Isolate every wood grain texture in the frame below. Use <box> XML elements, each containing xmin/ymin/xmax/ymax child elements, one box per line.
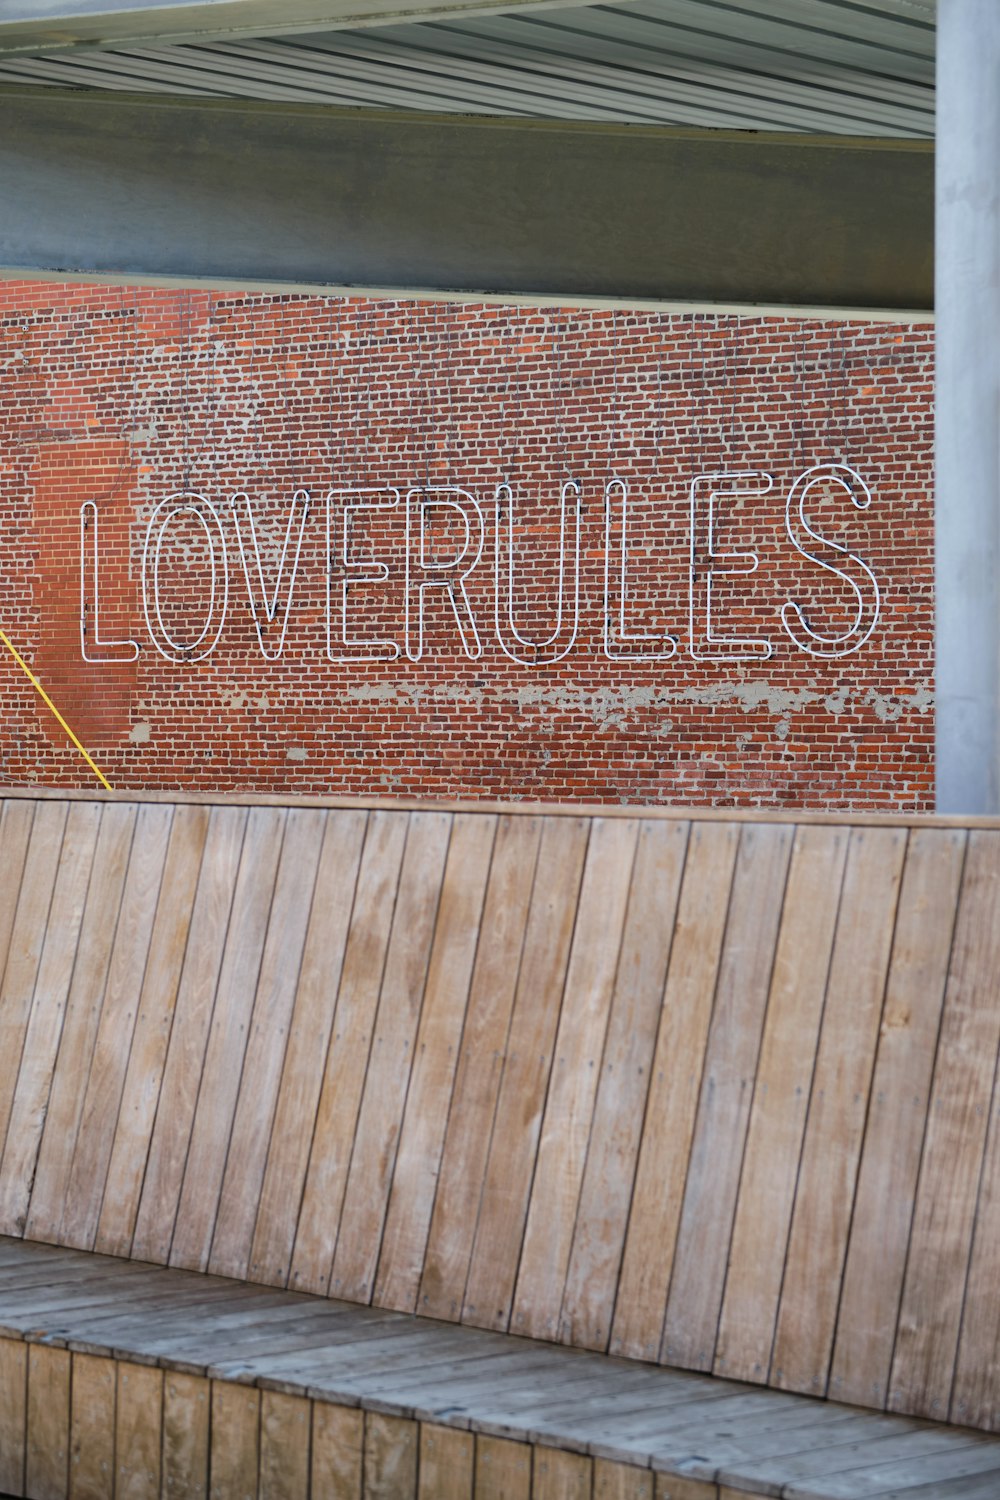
<box><xmin>714</xmin><ymin>825</ymin><xmax>849</xmax><ymax>1384</ymax></box>
<box><xmin>375</xmin><ymin>813</ymin><xmax>497</xmax><ymax>1313</ymax></box>
<box><xmin>209</xmin><ymin>808</ymin><xmax>327</xmax><ymax>1281</ymax></box>
<box><xmin>289</xmin><ymin>810</ymin><xmax>408</xmax><ymax>1296</ymax></box>
<box><xmin>890</xmin><ymin>830</ymin><xmax>1000</xmax><ymax>1422</ymax></box>
<box><xmin>311</xmin><ymin>1403</ymin><xmax>363</xmax><ymax>1498</ymax></box>
<box><xmin>95</xmin><ymin>803</ymin><xmax>211</xmax><ymax>1259</ymax></box>
<box><xmin>419</xmin><ymin>815</ymin><xmax>543</xmax><ymax>1321</ymax></box>
<box><xmin>610</xmin><ymin>821</ymin><xmax>740</xmax><ymax>1362</ymax></box>
<box><xmin>532</xmin><ymin>1445</ymin><xmax>592</xmax><ymax>1500</ymax></box>
<box><xmin>26</xmin><ymin>1343</ymin><xmax>70</xmax><ymax>1500</ymax></box>
<box><xmin>560</xmin><ymin>819</ymin><xmax>689</xmax><ymax>1352</ymax></box>
<box><xmin>462</xmin><ymin>816</ymin><xmax>590</xmax><ymax>1332</ymax></box>
<box><xmin>23</xmin><ymin>804</ymin><xmax>137</xmax><ymax>1246</ymax></box>
<box><xmin>250</xmin><ymin>808</ymin><xmax>368</xmax><ymax>1287</ymax></box>
<box><xmin>115</xmin><ymin>1362</ymin><xmax>162</xmax><ymax>1500</ymax></box>
<box><xmin>475</xmin><ymin>1436</ymin><xmax>533</xmax><ymax>1500</ymax></box>
<box><xmin>829</xmin><ymin>828</ymin><xmax>967</xmax><ymax>1411</ymax></box>
<box><xmin>162</xmin><ymin>1371</ymin><xmax>210</xmax><ymax>1500</ymax></box>
<box><xmin>364</xmin><ymin>1412</ymin><xmax>419</xmax><ymax>1499</ymax></box>
<box><xmin>69</xmin><ymin>1352</ymin><xmax>116</xmax><ymax>1500</ymax></box>
<box><xmin>132</xmin><ymin>806</ymin><xmax>248</xmax><ymax>1265</ymax></box>
<box><xmin>59</xmin><ymin>804</ymin><xmax>175</xmax><ymax>1251</ymax></box>
<box><xmin>419</xmin><ymin>1423</ymin><xmax>475</xmax><ymax>1499</ymax></box>
<box><xmin>260</xmin><ymin>1390</ymin><xmax>311</xmax><ymax>1500</ymax></box>
<box><xmin>209</xmin><ymin>1382</ymin><xmax>259</xmax><ymax>1500</ymax></box>
<box><xmin>662</xmin><ymin>823</ymin><xmax>795</xmax><ymax>1371</ymax></box>
<box><xmin>0</xmin><ymin>1337</ymin><xmax>27</xmax><ymax>1497</ymax></box>
<box><xmin>0</xmin><ymin>801</ymin><xmax>102</xmax><ymax>1236</ymax></box>
<box><xmin>330</xmin><ymin>812</ymin><xmax>453</xmax><ymax>1304</ymax></box>
<box><xmin>171</xmin><ymin>806</ymin><xmax>287</xmax><ymax>1273</ymax></box>
<box><xmin>770</xmin><ymin>826</ymin><xmax>907</xmax><ymax>1398</ymax></box>
<box><xmin>594</xmin><ymin>1458</ymin><xmax>653</xmax><ymax>1500</ymax></box>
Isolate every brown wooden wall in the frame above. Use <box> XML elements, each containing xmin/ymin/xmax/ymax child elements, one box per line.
<box><xmin>0</xmin><ymin>793</ymin><xmax>998</xmax><ymax>1432</ymax></box>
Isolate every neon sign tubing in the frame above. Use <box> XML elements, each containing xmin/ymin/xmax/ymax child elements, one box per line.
<box><xmin>142</xmin><ymin>492</ymin><xmax>229</xmax><ymax>664</ymax></box>
<box><xmin>494</xmin><ymin>480</ymin><xmax>581</xmax><ymax>666</ymax></box>
<box><xmin>781</xmin><ymin>463</ymin><xmax>881</xmax><ymax>658</ymax></box>
<box><xmin>231</xmin><ymin>489</ymin><xmax>311</xmax><ymax>661</ymax></box>
<box><xmin>603</xmin><ymin>477</ymin><xmax>677</xmax><ymax>661</ymax></box>
<box><xmin>79</xmin><ymin>499</ymin><xmax>140</xmax><ymax>662</ymax></box>
<box><xmin>689</xmin><ymin>471</ymin><xmax>775</xmax><ymax>661</ymax></box>
<box><xmin>405</xmin><ymin>486</ymin><xmax>485</xmax><ymax>662</ymax></box>
<box><xmin>326</xmin><ymin>486</ymin><xmax>402</xmax><ymax>663</ymax></box>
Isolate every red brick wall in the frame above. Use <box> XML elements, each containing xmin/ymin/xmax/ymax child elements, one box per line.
<box><xmin>0</xmin><ymin>282</ymin><xmax>934</xmax><ymax>808</ymax></box>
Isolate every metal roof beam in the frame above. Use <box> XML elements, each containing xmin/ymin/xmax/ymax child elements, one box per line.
<box><xmin>0</xmin><ymin>86</ymin><xmax>933</xmax><ymax>314</ymax></box>
<box><xmin>0</xmin><ymin>0</ymin><xmax>605</xmax><ymax>57</ymax></box>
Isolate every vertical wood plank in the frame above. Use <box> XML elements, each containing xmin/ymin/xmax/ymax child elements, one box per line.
<box><xmin>889</xmin><ymin>831</ymin><xmax>1000</xmax><ymax>1421</ymax></box>
<box><xmin>374</xmin><ymin>813</ymin><xmax>497</xmax><ymax>1313</ymax></box>
<box><xmin>115</xmin><ymin>1363</ymin><xmax>162</xmax><ymax>1500</ymax></box>
<box><xmin>610</xmin><ymin>821</ymin><xmax>739</xmax><ymax>1361</ymax></box>
<box><xmin>59</xmin><ymin>804</ymin><xmax>175</xmax><ymax>1250</ymax></box>
<box><xmin>559</xmin><ymin>820</ymin><xmax>689</xmax><ymax>1351</ymax></box>
<box><xmin>654</xmin><ymin>1480</ymin><xmax>718</xmax><ymax>1500</ymax></box>
<box><xmin>170</xmin><ymin>806</ymin><xmax>286</xmax><ymax>1273</ymax></box>
<box><xmin>69</xmin><ymin>1352</ymin><xmax>116</xmax><ymax>1500</ymax></box>
<box><xmin>94</xmin><ymin>804</ymin><xmax>211</xmax><ymax>1258</ymax></box>
<box><xmin>311</xmin><ymin>1403</ymin><xmax>363</xmax><ymax>1499</ymax></box>
<box><xmin>829</xmin><ymin>827</ymin><xmax>967</xmax><ymax>1410</ymax></box>
<box><xmin>462</xmin><ymin>815</ymin><xmax>590</xmax><ymax>1332</ymax></box>
<box><xmin>771</xmin><ymin>826</ymin><xmax>907</xmax><ymax>1396</ymax></box>
<box><xmin>26</xmin><ymin>1343</ymin><xmax>70</xmax><ymax>1500</ymax></box>
<box><xmin>511</xmin><ymin>817</ymin><xmax>639</xmax><ymax>1342</ymax></box>
<box><xmin>419</xmin><ymin>815</ymin><xmax>543</xmax><ymax>1321</ymax></box>
<box><xmin>23</xmin><ymin>805</ymin><xmax>137</xmax><ymax>1245</ymax></box>
<box><xmin>0</xmin><ymin>1338</ymin><xmax>27</xmax><ymax>1497</ymax></box>
<box><xmin>329</xmin><ymin>811</ymin><xmax>453</xmax><ymax>1305</ymax></box>
<box><xmin>131</xmin><ymin>807</ymin><xmax>247</xmax><ymax>1265</ymax></box>
<box><xmin>532</xmin><ymin>1446</ymin><xmax>591</xmax><ymax>1500</ymax></box>
<box><xmin>0</xmin><ymin>801</ymin><xmax>36</xmax><ymax>1002</ymax></box>
<box><xmin>259</xmin><ymin>1390</ymin><xmax>310</xmax><ymax>1500</ymax></box>
<box><xmin>661</xmin><ymin>823</ymin><xmax>795</xmax><ymax>1371</ymax></box>
<box><xmin>418</xmin><ymin>1424</ymin><xmax>474</xmax><ymax>1500</ymax></box>
<box><xmin>249</xmin><ymin>809</ymin><xmax>368</xmax><ymax>1287</ymax></box>
<box><xmin>475</xmin><ymin>1436</ymin><xmax>532</xmax><ymax>1500</ymax></box>
<box><xmin>953</xmin><ymin>1075</ymin><xmax>1000</xmax><ymax>1431</ymax></box>
<box><xmin>363</xmin><ymin>1412</ymin><xmax>418</xmax><ymax>1500</ymax></box>
<box><xmin>594</xmin><ymin>1460</ymin><xmax>653</xmax><ymax>1500</ymax></box>
<box><xmin>0</xmin><ymin>801</ymin><xmax>70</xmax><ymax>1195</ymax></box>
<box><xmin>0</xmin><ymin>801</ymin><xmax>102</xmax><ymax>1235</ymax></box>
<box><xmin>209</xmin><ymin>1383</ymin><xmax>259</xmax><ymax>1500</ymax></box>
<box><xmin>713</xmin><ymin>824</ymin><xmax>850</xmax><ymax>1384</ymax></box>
<box><xmin>163</xmin><ymin>1372</ymin><xmax>210</xmax><ymax>1500</ymax></box>
<box><xmin>209</xmin><ymin>809</ymin><xmax>328</xmax><ymax>1281</ymax></box>
<box><xmin>288</xmin><ymin>811</ymin><xmax>408</xmax><ymax>1295</ymax></box>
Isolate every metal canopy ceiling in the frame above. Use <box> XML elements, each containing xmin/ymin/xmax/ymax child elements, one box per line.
<box><xmin>0</xmin><ymin>0</ymin><xmax>936</xmax><ymax>137</ymax></box>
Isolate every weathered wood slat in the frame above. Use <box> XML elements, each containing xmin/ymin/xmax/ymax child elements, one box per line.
<box><xmin>2</xmin><ymin>792</ymin><xmax>1000</xmax><ymax>1447</ymax></box>
<box><xmin>131</xmin><ymin>806</ymin><xmax>248</xmax><ymax>1265</ymax></box>
<box><xmin>829</xmin><ymin>829</ymin><xmax>967</xmax><ymax>1411</ymax></box>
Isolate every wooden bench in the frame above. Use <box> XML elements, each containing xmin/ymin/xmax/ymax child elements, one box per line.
<box><xmin>0</xmin><ymin>790</ymin><xmax>999</xmax><ymax>1498</ymax></box>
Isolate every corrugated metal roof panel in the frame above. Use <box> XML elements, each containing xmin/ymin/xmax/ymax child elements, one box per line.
<box><xmin>0</xmin><ymin>0</ymin><xmax>935</xmax><ymax>136</ymax></box>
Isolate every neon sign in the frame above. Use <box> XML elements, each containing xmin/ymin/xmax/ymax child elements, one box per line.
<box><xmin>79</xmin><ymin>463</ymin><xmax>882</xmax><ymax>665</ymax></box>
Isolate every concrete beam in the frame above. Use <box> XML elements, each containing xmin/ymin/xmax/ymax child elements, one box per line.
<box><xmin>934</xmin><ymin>0</ymin><xmax>1000</xmax><ymax>812</ymax></box>
<box><xmin>0</xmin><ymin>0</ymin><xmax>602</xmax><ymax>56</ymax></box>
<box><xmin>0</xmin><ymin>88</ymin><xmax>933</xmax><ymax>314</ymax></box>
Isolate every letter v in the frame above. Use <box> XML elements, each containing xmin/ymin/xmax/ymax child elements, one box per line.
<box><xmin>231</xmin><ymin>489</ymin><xmax>310</xmax><ymax>660</ymax></box>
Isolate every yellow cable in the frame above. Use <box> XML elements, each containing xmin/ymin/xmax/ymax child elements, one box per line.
<box><xmin>0</xmin><ymin>629</ymin><xmax>113</xmax><ymax>792</ymax></box>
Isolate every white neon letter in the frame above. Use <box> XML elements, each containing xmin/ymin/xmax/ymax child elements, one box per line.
<box><xmin>781</xmin><ymin>463</ymin><xmax>881</xmax><ymax>658</ymax></box>
<box><xmin>405</xmin><ymin>487</ymin><xmax>484</xmax><ymax>661</ymax></box>
<box><xmin>689</xmin><ymin>472</ymin><xmax>774</xmax><ymax>661</ymax></box>
<box><xmin>494</xmin><ymin>480</ymin><xmax>580</xmax><ymax>666</ymax></box>
<box><xmin>326</xmin><ymin>486</ymin><xmax>402</xmax><ymax>663</ymax></box>
<box><xmin>231</xmin><ymin>489</ymin><xmax>310</xmax><ymax>660</ymax></box>
<box><xmin>141</xmin><ymin>492</ymin><xmax>229</xmax><ymax>663</ymax></box>
<box><xmin>79</xmin><ymin>501</ymin><xmax>139</xmax><ymax>662</ymax></box>
<box><xmin>603</xmin><ymin>478</ymin><xmax>677</xmax><ymax>661</ymax></box>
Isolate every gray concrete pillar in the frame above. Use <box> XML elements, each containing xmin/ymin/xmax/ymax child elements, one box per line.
<box><xmin>935</xmin><ymin>0</ymin><xmax>1000</xmax><ymax>812</ymax></box>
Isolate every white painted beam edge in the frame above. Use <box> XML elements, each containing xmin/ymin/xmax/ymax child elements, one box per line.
<box><xmin>0</xmin><ymin>263</ymin><xmax>935</xmax><ymax>323</ymax></box>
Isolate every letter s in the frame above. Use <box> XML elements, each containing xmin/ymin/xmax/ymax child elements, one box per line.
<box><xmin>781</xmin><ymin>463</ymin><xmax>881</xmax><ymax>659</ymax></box>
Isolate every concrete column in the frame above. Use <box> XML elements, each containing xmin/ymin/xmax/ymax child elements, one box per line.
<box><xmin>935</xmin><ymin>0</ymin><xmax>1000</xmax><ymax>811</ymax></box>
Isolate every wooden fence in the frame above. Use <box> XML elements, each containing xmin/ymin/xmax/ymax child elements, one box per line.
<box><xmin>0</xmin><ymin>792</ymin><xmax>997</xmax><ymax>1432</ymax></box>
